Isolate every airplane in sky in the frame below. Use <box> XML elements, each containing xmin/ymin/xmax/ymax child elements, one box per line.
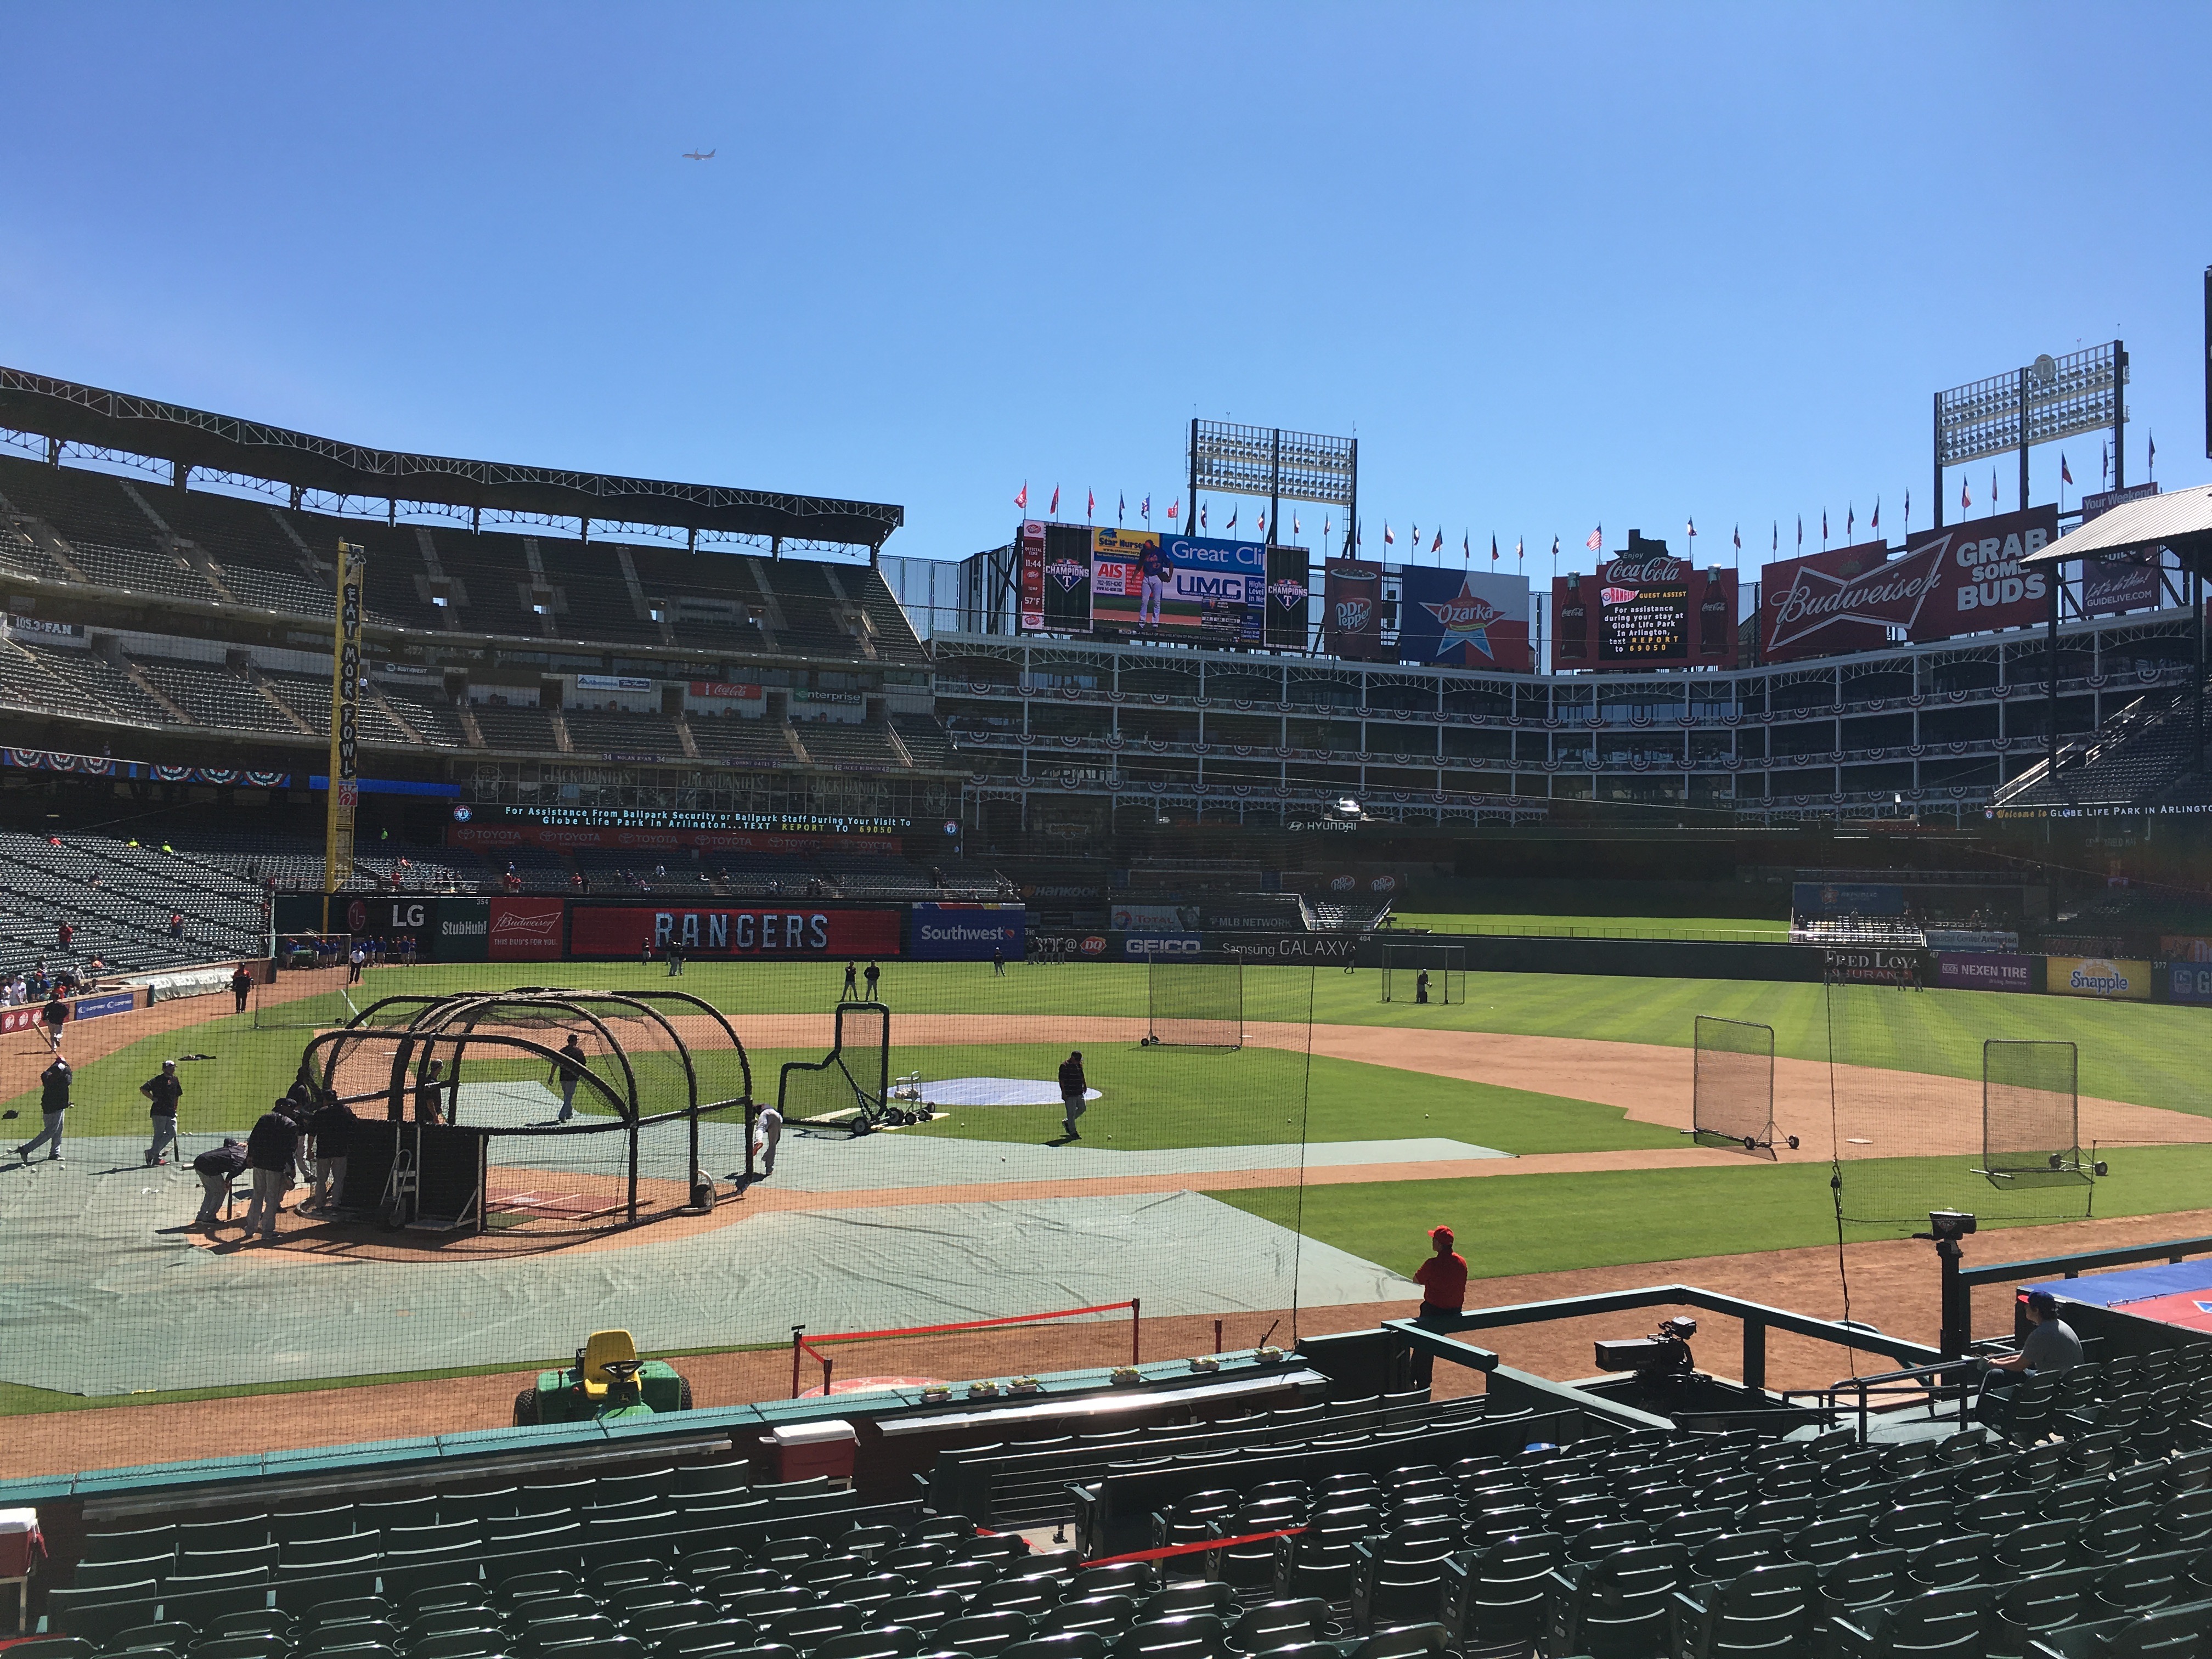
<box><xmin>682</xmin><ymin>148</ymin><xmax>715</xmax><ymax>161</ymax></box>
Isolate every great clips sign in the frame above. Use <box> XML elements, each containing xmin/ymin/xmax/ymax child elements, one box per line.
<box><xmin>569</xmin><ymin>905</ymin><xmax>902</xmax><ymax>958</ymax></box>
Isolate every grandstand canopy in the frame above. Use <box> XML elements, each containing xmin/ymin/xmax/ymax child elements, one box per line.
<box><xmin>0</xmin><ymin>365</ymin><xmax>904</xmax><ymax>549</ymax></box>
<box><xmin>2028</xmin><ymin>481</ymin><xmax>2212</xmax><ymax>573</ymax></box>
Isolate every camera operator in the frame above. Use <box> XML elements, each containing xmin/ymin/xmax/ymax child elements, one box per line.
<box><xmin>1984</xmin><ymin>1289</ymin><xmax>2083</xmax><ymax>1388</ymax></box>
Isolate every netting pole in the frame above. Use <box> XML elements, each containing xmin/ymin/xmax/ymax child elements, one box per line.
<box><xmin>1214</xmin><ymin>1319</ymin><xmax>1223</xmax><ymax>1355</ymax></box>
<box><xmin>791</xmin><ymin>1325</ymin><xmax>804</xmax><ymax>1400</ymax></box>
<box><xmin>1131</xmin><ymin>1297</ymin><xmax>1142</xmax><ymax>1365</ymax></box>
<box><xmin>822</xmin><ymin>1355</ymin><xmax>834</xmax><ymax>1398</ymax></box>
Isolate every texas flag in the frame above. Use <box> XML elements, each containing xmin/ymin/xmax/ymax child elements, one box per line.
<box><xmin>1384</xmin><ymin>522</ymin><xmax>1396</xmax><ymax>546</ymax></box>
<box><xmin>2061</xmin><ymin>455</ymin><xmax>2073</xmax><ymax>487</ymax></box>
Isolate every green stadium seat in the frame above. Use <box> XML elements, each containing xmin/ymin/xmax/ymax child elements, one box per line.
<box><xmin>3</xmin><ymin>1639</ymin><xmax>96</xmax><ymax>1659</ymax></box>
<box><xmin>879</xmin><ymin>1592</ymin><xmax>965</xmax><ymax>1634</ymax></box>
<box><xmin>674</xmin><ymin>1465</ymin><xmax>754</xmax><ymax>1501</ymax></box>
<box><xmin>175</xmin><ymin>1545</ymin><xmax>277</xmax><ymax>1580</ymax></box>
<box><xmin>274</xmin><ymin>1558</ymin><xmax>381</xmax><ymax>1612</ymax></box>
<box><xmin>82</xmin><ymin>1530</ymin><xmax>178</xmax><ymax>1567</ymax></box>
<box><xmin>2030</xmin><ymin>1605</ymin><xmax>2212</xmax><ymax>1659</ymax></box>
<box><xmin>1788</xmin><ymin>1514</ymin><xmax>1873</xmax><ymax>1568</ymax></box>
<box><xmin>184</xmin><ymin>1636</ymin><xmax>287</xmax><ymax>1659</ymax></box>
<box><xmin>177</xmin><ymin>1520</ymin><xmax>271</xmax><ymax>1555</ymax></box>
<box><xmin>1546</xmin><ymin>1541</ymin><xmax>1688</xmax><ymax>1659</ymax></box>
<box><xmin>1668</xmin><ymin>1560</ymin><xmax>1818</xmax><ymax>1659</ymax></box>
<box><xmin>625</xmin><ymin>1601</ymin><xmax>724</xmax><ymax>1641</ymax></box>
<box><xmin>655</xmin><ymin>1621</ymin><xmax>761</xmax><ymax>1659</ymax></box>
<box><xmin>2089</xmin><ymin>1553</ymin><xmax>2195</xmax><ymax>1618</ymax></box>
<box><xmin>1992</xmin><ymin>1561</ymin><xmax>2104</xmax><ymax>1653</ymax></box>
<box><xmin>73</xmin><ymin>1557</ymin><xmax>176</xmax><ymax>1592</ymax></box>
<box><xmin>1827</xmin><ymin>1583</ymin><xmax>1993</xmax><ymax>1659</ymax></box>
<box><xmin>1904</xmin><ymin>1533</ymin><xmax>1993</xmax><ymax>1592</ymax></box>
<box><xmin>939</xmin><ymin>1612</ymin><xmax>1034</xmax><ymax>1657</ymax></box>
<box><xmin>1000</xmin><ymin>1634</ymin><xmax>1110</xmax><ymax>1659</ymax></box>
<box><xmin>106</xmin><ymin>1620</ymin><xmax>202</xmax><ymax>1656</ymax></box>
<box><xmin>814</xmin><ymin>1627</ymin><xmax>924</xmax><ymax>1659</ymax></box>
<box><xmin>159</xmin><ymin>1568</ymin><xmax>274</xmax><ymax>1626</ymax></box>
<box><xmin>1817</xmin><ymin>1550</ymin><xmax>1909</xmax><ymax>1620</ymax></box>
<box><xmin>1035</xmin><ymin>1596</ymin><xmax>1138</xmax><ymax>1643</ymax></box>
<box><xmin>408</xmin><ymin>1635</ymin><xmax>509</xmax><ymax>1659</ymax></box>
<box><xmin>1688</xmin><ymin>1531</ymin><xmax>1784</xmax><ymax>1584</ymax></box>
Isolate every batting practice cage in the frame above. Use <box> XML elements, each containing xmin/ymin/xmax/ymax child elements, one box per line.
<box><xmin>0</xmin><ymin>957</ymin><xmax>1389</xmax><ymax>1420</ymax></box>
<box><xmin>1690</xmin><ymin>1015</ymin><xmax>1790</xmax><ymax>1158</ymax></box>
<box><xmin>1823</xmin><ymin>981</ymin><xmax>2097</xmax><ymax>1229</ymax></box>
<box><xmin>1380</xmin><ymin>943</ymin><xmax>1467</xmax><ymax>1006</ymax></box>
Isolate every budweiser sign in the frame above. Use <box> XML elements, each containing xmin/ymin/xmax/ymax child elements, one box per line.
<box><xmin>1762</xmin><ymin>539</ymin><xmax>1934</xmax><ymax>661</ymax></box>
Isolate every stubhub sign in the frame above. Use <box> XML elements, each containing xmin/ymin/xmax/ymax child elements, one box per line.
<box><xmin>911</xmin><ymin>902</ymin><xmax>1026</xmax><ymax>962</ymax></box>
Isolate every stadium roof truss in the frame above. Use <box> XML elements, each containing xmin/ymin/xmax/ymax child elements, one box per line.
<box><xmin>0</xmin><ymin>366</ymin><xmax>904</xmax><ymax>553</ymax></box>
<box><xmin>2028</xmin><ymin>482</ymin><xmax>2212</xmax><ymax>576</ymax></box>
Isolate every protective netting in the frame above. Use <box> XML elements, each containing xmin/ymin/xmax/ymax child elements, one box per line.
<box><xmin>778</xmin><ymin>1002</ymin><xmax>891</xmax><ymax>1127</ymax></box>
<box><xmin>252</xmin><ymin>938</ymin><xmax>359</xmax><ymax>1029</ymax></box>
<box><xmin>1983</xmin><ymin>1039</ymin><xmax>2083</xmax><ymax>1184</ymax></box>
<box><xmin>1381</xmin><ymin>945</ymin><xmax>1467</xmax><ymax>1006</ymax></box>
<box><xmin>0</xmin><ymin>958</ymin><xmax>1362</xmax><ymax>1436</ymax></box>
<box><xmin>1825</xmin><ymin>980</ymin><xmax>2095</xmax><ymax>1229</ymax></box>
<box><xmin>1148</xmin><ymin>961</ymin><xmax>1244</xmax><ymax>1047</ymax></box>
<box><xmin>1691</xmin><ymin>1015</ymin><xmax>1777</xmax><ymax>1158</ymax></box>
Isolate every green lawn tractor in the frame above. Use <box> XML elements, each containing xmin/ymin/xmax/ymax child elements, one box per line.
<box><xmin>512</xmin><ymin>1328</ymin><xmax>695</xmax><ymax>1425</ymax></box>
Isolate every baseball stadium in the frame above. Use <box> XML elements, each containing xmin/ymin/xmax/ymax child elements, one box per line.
<box><xmin>4</xmin><ymin>328</ymin><xmax>2212</xmax><ymax>1659</ymax></box>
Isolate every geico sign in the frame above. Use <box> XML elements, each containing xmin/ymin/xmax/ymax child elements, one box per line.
<box><xmin>1123</xmin><ymin>934</ymin><xmax>1202</xmax><ymax>956</ymax></box>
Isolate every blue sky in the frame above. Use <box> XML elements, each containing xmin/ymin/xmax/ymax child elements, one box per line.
<box><xmin>5</xmin><ymin>3</ymin><xmax>2207</xmax><ymax>573</ymax></box>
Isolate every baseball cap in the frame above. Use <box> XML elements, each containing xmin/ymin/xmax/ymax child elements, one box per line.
<box><xmin>1430</xmin><ymin>1225</ymin><xmax>1454</xmax><ymax>1244</ymax></box>
<box><xmin>2026</xmin><ymin>1290</ymin><xmax>2059</xmax><ymax>1315</ymax></box>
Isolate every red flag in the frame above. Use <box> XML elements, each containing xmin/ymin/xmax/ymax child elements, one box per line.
<box><xmin>1489</xmin><ymin>533</ymin><xmax>1498</xmax><ymax>563</ymax></box>
<box><xmin>2061</xmin><ymin>454</ymin><xmax>2073</xmax><ymax>487</ymax></box>
<box><xmin>1429</xmin><ymin>528</ymin><xmax>1443</xmax><ymax>554</ymax></box>
<box><xmin>1961</xmin><ymin>477</ymin><xmax>1970</xmax><ymax>510</ymax></box>
<box><xmin>1167</xmin><ymin>498</ymin><xmax>1179</xmax><ymax>522</ymax></box>
<box><xmin>1257</xmin><ymin>511</ymin><xmax>1267</xmax><ymax>539</ymax></box>
<box><xmin>1086</xmin><ymin>488</ymin><xmax>1094</xmax><ymax>520</ymax></box>
<box><xmin>1014</xmin><ymin>482</ymin><xmax>1028</xmax><ymax>510</ymax></box>
<box><xmin>1585</xmin><ymin>525</ymin><xmax>1602</xmax><ymax>551</ymax></box>
<box><xmin>1870</xmin><ymin>499</ymin><xmax>1879</xmax><ymax>532</ymax></box>
<box><xmin>1225</xmin><ymin>505</ymin><xmax>1238</xmax><ymax>531</ymax></box>
<box><xmin>1049</xmin><ymin>484</ymin><xmax>1060</xmax><ymax>515</ymax></box>
<box><xmin>1384</xmin><ymin>522</ymin><xmax>1396</xmax><ymax>545</ymax></box>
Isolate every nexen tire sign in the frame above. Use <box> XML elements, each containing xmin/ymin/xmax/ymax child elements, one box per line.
<box><xmin>569</xmin><ymin>906</ymin><xmax>900</xmax><ymax>958</ymax></box>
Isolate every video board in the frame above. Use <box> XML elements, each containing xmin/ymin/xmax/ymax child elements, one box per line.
<box><xmin>1550</xmin><ymin>534</ymin><xmax>1737</xmax><ymax>671</ymax></box>
<box><xmin>1088</xmin><ymin>529</ymin><xmax>1306</xmax><ymax>647</ymax></box>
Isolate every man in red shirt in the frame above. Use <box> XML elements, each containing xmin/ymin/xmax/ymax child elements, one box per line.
<box><xmin>1410</xmin><ymin>1225</ymin><xmax>1468</xmax><ymax>1387</ymax></box>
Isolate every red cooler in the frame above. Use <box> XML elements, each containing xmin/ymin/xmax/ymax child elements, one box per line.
<box><xmin>762</xmin><ymin>1419</ymin><xmax>857</xmax><ymax>1485</ymax></box>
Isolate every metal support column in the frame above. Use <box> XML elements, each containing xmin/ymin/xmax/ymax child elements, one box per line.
<box><xmin>1742</xmin><ymin>1317</ymin><xmax>1767</xmax><ymax>1392</ymax></box>
<box><xmin>2018</xmin><ymin>366</ymin><xmax>2031</xmax><ymax>518</ymax></box>
<box><xmin>1933</xmin><ymin>392</ymin><xmax>1945</xmax><ymax>532</ymax></box>
<box><xmin>2047</xmin><ymin>570</ymin><xmax>2062</xmax><ymax>779</ymax></box>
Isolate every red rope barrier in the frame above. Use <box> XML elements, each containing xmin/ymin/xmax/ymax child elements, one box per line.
<box><xmin>1085</xmin><ymin>1523</ymin><xmax>1307</xmax><ymax>1567</ymax></box>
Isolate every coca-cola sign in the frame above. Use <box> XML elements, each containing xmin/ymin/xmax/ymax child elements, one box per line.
<box><xmin>1604</xmin><ymin>554</ymin><xmax>1683</xmax><ymax>584</ymax></box>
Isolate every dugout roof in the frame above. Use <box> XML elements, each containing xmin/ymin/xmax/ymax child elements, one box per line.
<box><xmin>0</xmin><ymin>365</ymin><xmax>905</xmax><ymax>549</ymax></box>
<box><xmin>2026</xmin><ymin>481</ymin><xmax>2212</xmax><ymax>574</ymax></box>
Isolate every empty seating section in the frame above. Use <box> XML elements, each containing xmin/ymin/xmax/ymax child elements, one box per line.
<box><xmin>0</xmin><ymin>456</ymin><xmax>914</xmax><ymax>675</ymax></box>
<box><xmin>377</xmin><ymin>687</ymin><xmax>468</xmax><ymax>746</ymax></box>
<box><xmin>13</xmin><ymin>642</ymin><xmax>174</xmax><ymax>725</ymax></box>
<box><xmin>689</xmin><ymin>714</ymin><xmax>798</xmax><ymax>764</ymax></box>
<box><xmin>564</xmin><ymin>711</ymin><xmax>685</xmax><ymax>759</ymax></box>
<box><xmin>45</xmin><ymin>1463</ymin><xmax>1005</xmax><ymax>1656</ymax></box>
<box><xmin>792</xmin><ymin>725</ymin><xmax>903</xmax><ymax>769</ymax></box>
<box><xmin>890</xmin><ymin>716</ymin><xmax>950</xmax><ymax>768</ymax></box>
<box><xmin>135</xmin><ymin>661</ymin><xmax>302</xmax><ymax>736</ymax></box>
<box><xmin>470</xmin><ymin>706</ymin><xmax>560</xmax><ymax>753</ymax></box>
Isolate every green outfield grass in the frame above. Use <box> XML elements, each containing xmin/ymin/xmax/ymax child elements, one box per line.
<box><xmin>1212</xmin><ymin>1141</ymin><xmax>2212</xmax><ymax>1276</ymax></box>
<box><xmin>12</xmin><ymin>960</ymin><xmax>2205</xmax><ymax>1136</ymax></box>
<box><xmin>1389</xmin><ymin>913</ymin><xmax>1791</xmax><ymax>941</ymax></box>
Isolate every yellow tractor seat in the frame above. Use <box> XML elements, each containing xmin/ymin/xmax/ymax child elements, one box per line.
<box><xmin>579</xmin><ymin>1328</ymin><xmax>645</xmax><ymax>1400</ymax></box>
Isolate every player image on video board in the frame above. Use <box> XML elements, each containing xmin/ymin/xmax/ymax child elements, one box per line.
<box><xmin>1091</xmin><ymin>529</ymin><xmax>1269</xmax><ymax>643</ymax></box>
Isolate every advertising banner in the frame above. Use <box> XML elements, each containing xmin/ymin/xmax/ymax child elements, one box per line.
<box><xmin>1397</xmin><ymin>568</ymin><xmax>1533</xmax><ymax>672</ymax></box>
<box><xmin>1821</xmin><ymin>947</ymin><xmax>1926</xmax><ymax>984</ymax></box>
<box><xmin>449</xmin><ymin>822</ymin><xmax>901</xmax><ymax>856</ymax></box>
<box><xmin>2163</xmin><ymin>962</ymin><xmax>2212</xmax><ymax>1005</ymax></box>
<box><xmin>1551</xmin><ymin>538</ymin><xmax>1730</xmax><ymax>671</ymax></box>
<box><xmin>2160</xmin><ymin>935</ymin><xmax>2212</xmax><ymax>962</ymax></box>
<box><xmin>1018</xmin><ymin>520</ymin><xmax>1047</xmax><ymax>631</ymax></box>
<box><xmin>1265</xmin><ymin>545</ymin><xmax>1311</xmax><ymax>650</ymax></box>
<box><xmin>1793</xmin><ymin>882</ymin><xmax>1908</xmax><ymax>919</ymax></box>
<box><xmin>569</xmin><ymin>905</ymin><xmax>901</xmax><ymax>959</ymax></box>
<box><xmin>1904</xmin><ymin>505</ymin><xmax>2057</xmax><ymax>642</ymax></box>
<box><xmin>911</xmin><ymin>902</ymin><xmax>1026</xmax><ymax>962</ymax></box>
<box><xmin>2045</xmin><ymin>956</ymin><xmax>2152</xmax><ymax>1000</ymax></box>
<box><xmin>1209</xmin><ymin>933</ymin><xmax>1361</xmax><ymax>964</ymax></box>
<box><xmin>1093</xmin><ymin>531</ymin><xmax>1270</xmax><ymax>644</ymax></box>
<box><xmin>1322</xmin><ymin>559</ymin><xmax>1386</xmax><ymax>660</ymax></box>
<box><xmin>2081</xmin><ymin>482</ymin><xmax>2160</xmax><ymax>521</ymax></box>
<box><xmin>1760</xmin><ymin>539</ymin><xmax>1903</xmax><ymax>662</ymax></box>
<box><xmin>2083</xmin><ymin>555</ymin><xmax>2165</xmax><ymax>616</ymax></box>
<box><xmin>1118</xmin><ymin>933</ymin><xmax>1205</xmax><ymax>959</ymax></box>
<box><xmin>1110</xmin><ymin>901</ymin><xmax>1202</xmax><ymax>933</ymax></box>
<box><xmin>490</xmin><ymin>898</ymin><xmax>567</xmax><ymax>962</ymax></box>
<box><xmin>688</xmin><ymin>681</ymin><xmax>766</xmax><ymax>702</ymax></box>
<box><xmin>1032</xmin><ymin>932</ymin><xmax>1111</xmax><ymax>960</ymax></box>
<box><xmin>437</xmin><ymin>897</ymin><xmax>490</xmax><ymax>963</ymax></box>
<box><xmin>346</xmin><ymin>896</ymin><xmax>443</xmax><ymax>950</ymax></box>
<box><xmin>72</xmin><ymin>990</ymin><xmax>138</xmax><ymax>1022</ymax></box>
<box><xmin>1937</xmin><ymin>952</ymin><xmax>2039</xmax><ymax>993</ymax></box>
